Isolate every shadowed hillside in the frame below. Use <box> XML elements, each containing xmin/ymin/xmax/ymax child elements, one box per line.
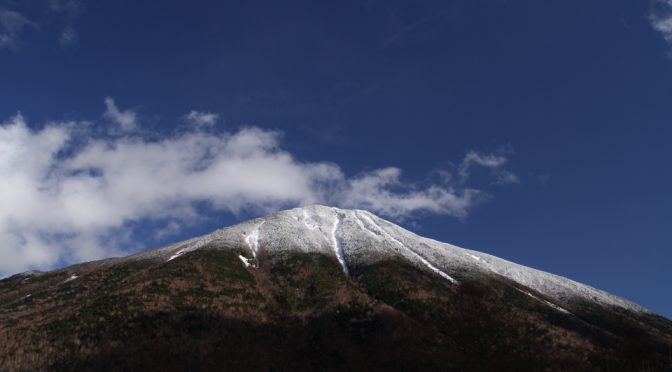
<box><xmin>1</xmin><ymin>245</ymin><xmax>671</xmax><ymax>371</ymax></box>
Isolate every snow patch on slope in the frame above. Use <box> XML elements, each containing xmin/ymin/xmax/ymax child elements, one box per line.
<box><xmin>244</xmin><ymin>221</ymin><xmax>265</xmax><ymax>267</ymax></box>
<box><xmin>62</xmin><ymin>274</ymin><xmax>79</xmax><ymax>284</ymax></box>
<box><xmin>238</xmin><ymin>254</ymin><xmax>252</xmax><ymax>267</ymax></box>
<box><xmin>330</xmin><ymin>211</ymin><xmax>349</xmax><ymax>275</ymax></box>
<box><xmin>168</xmin><ymin>249</ymin><xmax>186</xmax><ymax>261</ymax></box>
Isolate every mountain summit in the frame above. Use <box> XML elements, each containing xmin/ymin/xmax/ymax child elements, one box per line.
<box><xmin>1</xmin><ymin>206</ymin><xmax>671</xmax><ymax>371</ymax></box>
<box><xmin>146</xmin><ymin>205</ymin><xmax>644</xmax><ymax>313</ymax></box>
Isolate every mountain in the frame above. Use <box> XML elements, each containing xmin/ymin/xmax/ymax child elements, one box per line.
<box><xmin>1</xmin><ymin>205</ymin><xmax>671</xmax><ymax>371</ymax></box>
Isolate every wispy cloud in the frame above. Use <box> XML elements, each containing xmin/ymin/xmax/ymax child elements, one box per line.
<box><xmin>183</xmin><ymin>110</ymin><xmax>220</xmax><ymax>128</ymax></box>
<box><xmin>103</xmin><ymin>97</ymin><xmax>139</xmax><ymax>133</ymax></box>
<box><xmin>48</xmin><ymin>0</ymin><xmax>84</xmax><ymax>47</ymax></box>
<box><xmin>335</xmin><ymin>167</ymin><xmax>486</xmax><ymax>220</ymax></box>
<box><xmin>458</xmin><ymin>150</ymin><xmax>520</xmax><ymax>186</ymax></box>
<box><xmin>59</xmin><ymin>25</ymin><xmax>76</xmax><ymax>45</ymax></box>
<box><xmin>0</xmin><ymin>1</ymin><xmax>84</xmax><ymax>50</ymax></box>
<box><xmin>0</xmin><ymin>8</ymin><xmax>34</xmax><ymax>50</ymax></box>
<box><xmin>650</xmin><ymin>0</ymin><xmax>672</xmax><ymax>48</ymax></box>
<box><xmin>0</xmin><ymin>98</ymin><xmax>517</xmax><ymax>275</ymax></box>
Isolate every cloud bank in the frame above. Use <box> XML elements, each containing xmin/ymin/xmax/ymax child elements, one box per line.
<box><xmin>0</xmin><ymin>99</ymin><xmax>516</xmax><ymax>276</ymax></box>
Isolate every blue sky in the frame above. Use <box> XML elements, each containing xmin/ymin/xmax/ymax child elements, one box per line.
<box><xmin>1</xmin><ymin>0</ymin><xmax>671</xmax><ymax>317</ymax></box>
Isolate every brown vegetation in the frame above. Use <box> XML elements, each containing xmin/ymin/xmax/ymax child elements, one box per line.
<box><xmin>0</xmin><ymin>246</ymin><xmax>670</xmax><ymax>371</ymax></box>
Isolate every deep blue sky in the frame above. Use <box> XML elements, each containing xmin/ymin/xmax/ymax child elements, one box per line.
<box><xmin>1</xmin><ymin>0</ymin><xmax>671</xmax><ymax>317</ymax></box>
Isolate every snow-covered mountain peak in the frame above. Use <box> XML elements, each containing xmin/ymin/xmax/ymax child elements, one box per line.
<box><xmin>148</xmin><ymin>205</ymin><xmax>646</xmax><ymax>313</ymax></box>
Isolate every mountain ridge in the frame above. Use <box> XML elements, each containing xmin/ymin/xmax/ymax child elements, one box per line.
<box><xmin>122</xmin><ymin>204</ymin><xmax>646</xmax><ymax>315</ymax></box>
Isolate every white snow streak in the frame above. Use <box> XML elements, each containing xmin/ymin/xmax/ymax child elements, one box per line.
<box><xmin>168</xmin><ymin>249</ymin><xmax>186</xmax><ymax>261</ymax></box>
<box><xmin>465</xmin><ymin>251</ymin><xmax>497</xmax><ymax>272</ymax></box>
<box><xmin>359</xmin><ymin>212</ymin><xmax>457</xmax><ymax>284</ymax></box>
<box><xmin>544</xmin><ymin>300</ymin><xmax>572</xmax><ymax>314</ymax></box>
<box><xmin>516</xmin><ymin>288</ymin><xmax>572</xmax><ymax>315</ymax></box>
<box><xmin>245</xmin><ymin>221</ymin><xmax>265</xmax><ymax>267</ymax></box>
<box><xmin>331</xmin><ymin>211</ymin><xmax>349</xmax><ymax>275</ymax></box>
<box><xmin>167</xmin><ymin>235</ymin><xmax>215</xmax><ymax>262</ymax></box>
<box><xmin>353</xmin><ymin>214</ymin><xmax>379</xmax><ymax>239</ymax></box>
<box><xmin>238</xmin><ymin>254</ymin><xmax>252</xmax><ymax>267</ymax></box>
<box><xmin>63</xmin><ymin>274</ymin><xmax>78</xmax><ymax>283</ymax></box>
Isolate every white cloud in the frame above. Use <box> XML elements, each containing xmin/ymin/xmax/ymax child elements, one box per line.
<box><xmin>459</xmin><ymin>150</ymin><xmax>520</xmax><ymax>185</ymax></box>
<box><xmin>184</xmin><ymin>110</ymin><xmax>220</xmax><ymax>128</ymax></box>
<box><xmin>0</xmin><ymin>99</ymin><xmax>517</xmax><ymax>276</ymax></box>
<box><xmin>0</xmin><ymin>9</ymin><xmax>33</xmax><ymax>50</ymax></box>
<box><xmin>651</xmin><ymin>0</ymin><xmax>672</xmax><ymax>46</ymax></box>
<box><xmin>103</xmin><ymin>97</ymin><xmax>139</xmax><ymax>133</ymax></box>
<box><xmin>334</xmin><ymin>167</ymin><xmax>486</xmax><ymax>219</ymax></box>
